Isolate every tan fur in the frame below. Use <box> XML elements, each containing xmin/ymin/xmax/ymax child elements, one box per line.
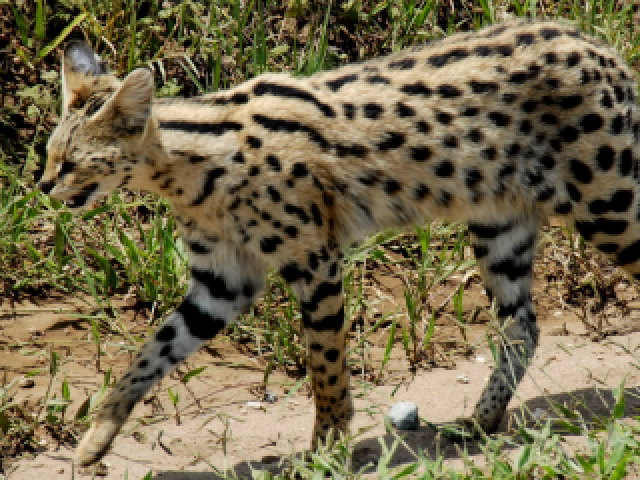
<box><xmin>40</xmin><ymin>19</ymin><xmax>639</xmax><ymax>466</ymax></box>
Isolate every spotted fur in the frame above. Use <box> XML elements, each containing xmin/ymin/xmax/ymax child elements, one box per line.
<box><xmin>39</xmin><ymin>20</ymin><xmax>640</xmax><ymax>466</ymax></box>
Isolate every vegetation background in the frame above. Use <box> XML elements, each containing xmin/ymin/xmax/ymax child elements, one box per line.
<box><xmin>1</xmin><ymin>0</ymin><xmax>640</xmax><ymax>478</ymax></box>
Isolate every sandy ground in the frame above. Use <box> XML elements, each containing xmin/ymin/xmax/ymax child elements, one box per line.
<box><xmin>4</xmin><ymin>308</ymin><xmax>640</xmax><ymax>479</ymax></box>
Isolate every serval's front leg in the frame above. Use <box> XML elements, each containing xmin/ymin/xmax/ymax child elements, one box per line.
<box><xmin>76</xmin><ymin>247</ymin><xmax>264</xmax><ymax>466</ymax></box>
<box><xmin>281</xmin><ymin>250</ymin><xmax>352</xmax><ymax>449</ymax></box>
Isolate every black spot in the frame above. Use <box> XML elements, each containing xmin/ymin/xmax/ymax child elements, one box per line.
<box><xmin>291</xmin><ymin>163</ymin><xmax>308</xmax><ymax>178</ymax></box>
<box><xmin>619</xmin><ymin>148</ymin><xmax>633</xmax><ymax>176</ymax></box>
<box><xmin>488</xmin><ymin>112</ymin><xmax>511</xmax><ymax>127</ymax></box>
<box><xmin>559</xmin><ymin>126</ymin><xmax>580</xmax><ymax>143</ymax></box>
<box><xmin>554</xmin><ymin>202</ymin><xmax>572</xmax><ymax>214</ymax></box>
<box><xmin>280</xmin><ymin>263</ymin><xmax>312</xmax><ymax>284</ymax></box>
<box><xmin>539</xmin><ymin>27</ymin><xmax>561</xmax><ymax>40</ymax></box>
<box><xmin>343</xmin><ymin>103</ymin><xmax>356</xmax><ymax>119</ymax></box>
<box><xmin>539</xmin><ymin>154</ymin><xmax>555</xmax><ymax>169</ymax></box>
<box><xmin>438</xmin><ymin>84</ymin><xmax>462</xmax><ymax>98</ymax></box>
<box><xmin>328</xmin><ymin>262</ymin><xmax>338</xmax><ymax>277</ymax></box>
<box><xmin>509</xmin><ymin>71</ymin><xmax>531</xmax><ymax>84</ymax></box>
<box><xmin>540</xmin><ymin>113</ymin><xmax>558</xmax><ymax>125</ymax></box>
<box><xmin>567</xmin><ymin>52</ymin><xmax>581</xmax><ymax>67</ymax></box>
<box><xmin>335</xmin><ymin>143</ymin><xmax>368</xmax><ymax>158</ymax></box>
<box><xmin>506</xmin><ymin>143</ymin><xmax>521</xmax><ymax>157</ymax></box>
<box><xmin>248</xmin><ymin>165</ymin><xmax>261</xmax><ymax>177</ymax></box>
<box><xmin>159</xmin><ymin>120</ymin><xmax>243</xmax><ymax>136</ymax></box>
<box><xmin>384</xmin><ymin>179</ymin><xmax>402</xmax><ymax>194</ymax></box>
<box><xmin>159</xmin><ymin>344</ymin><xmax>172</xmax><ymax>357</ymax></box>
<box><xmin>366</xmin><ymin>75</ymin><xmax>391</xmax><ymax>85</ymax></box>
<box><xmin>614</xmin><ymin>86</ymin><xmax>626</xmax><ymax>103</ymax></box>
<box><xmin>435</xmin><ymin>111</ymin><xmax>453</xmax><ymax>125</ymax></box>
<box><xmin>521</xmin><ymin>100</ymin><xmax>538</xmax><ymax>113</ymax></box>
<box><xmin>611</xmin><ymin>114</ymin><xmax>625</xmax><ymax>135</ymax></box>
<box><xmin>326</xmin><ymin>73</ymin><xmax>358</xmax><ymax>91</ymax></box>
<box><xmin>283</xmin><ymin>226</ymin><xmax>298</xmax><ymax>238</ymax></box>
<box><xmin>499</xmin><ymin>164</ymin><xmax>515</xmax><ymax>178</ymax></box>
<box><xmin>464</xmin><ymin>168</ymin><xmax>483</xmax><ymax>188</ymax></box>
<box><xmin>266</xmin><ymin>185</ymin><xmax>281</xmax><ymax>202</ymax></box>
<box><xmin>188</xmin><ymin>241</ymin><xmax>210</xmax><ymax>254</ymax></box>
<box><xmin>376</xmin><ymin>132</ymin><xmax>405</xmax><ymax>151</ymax></box>
<box><xmin>569</xmin><ymin>159</ymin><xmax>593</xmax><ymax>183</ymax></box>
<box><xmin>519</xmin><ymin>119</ymin><xmax>533</xmax><ymax>134</ymax></box>
<box><xmin>284</xmin><ymin>203</ymin><xmax>310</xmax><ymax>223</ymax></box>
<box><xmin>400</xmin><ymin>82</ymin><xmax>432</xmax><ymax>96</ymax></box>
<box><xmin>502</xmin><ymin>93</ymin><xmax>517</xmax><ymax>104</ymax></box>
<box><xmin>482</xmin><ymin>146</ymin><xmax>497</xmax><ymax>160</ymax></box>
<box><xmin>543</xmin><ymin>52</ymin><xmax>558</xmax><ymax>64</ymax></box>
<box><xmin>156</xmin><ymin>325</ymin><xmax>176</xmax><ymax>342</ymax></box>
<box><xmin>469</xmin><ymin>80</ymin><xmax>499</xmax><ymax>94</ymax></box>
<box><xmin>580</xmin><ymin>113</ymin><xmax>604</xmax><ymax>133</ymax></box>
<box><xmin>443</xmin><ymin>135</ymin><xmax>458</xmax><ymax>148</ymax></box>
<box><xmin>311</xmin><ymin>203</ymin><xmax>323</xmax><ymax>226</ymax></box>
<box><xmin>566</xmin><ymin>182</ymin><xmax>581</xmax><ymax>202</ymax></box>
<box><xmin>413</xmin><ymin>183</ymin><xmax>429</xmax><ymax>200</ymax></box>
<box><xmin>468</xmin><ymin>128</ymin><xmax>484</xmax><ymax>143</ymax></box>
<box><xmin>516</xmin><ymin>33</ymin><xmax>535</xmax><ymax>46</ymax></box>
<box><xmin>437</xmin><ymin>190</ymin><xmax>452</xmax><ymax>206</ymax></box>
<box><xmin>595</xmin><ymin>145</ymin><xmax>615</xmax><ymax>171</ymax></box>
<box><xmin>597</xmin><ymin>243</ymin><xmax>619</xmax><ymax>253</ymax></box>
<box><xmin>416</xmin><ymin>121</ymin><xmax>430</xmax><ymax>133</ymax></box>
<box><xmin>260</xmin><ymin>235</ymin><xmax>283</xmax><ymax>253</ymax></box>
<box><xmin>559</xmin><ymin>95</ymin><xmax>583</xmax><ymax>109</ymax></box>
<box><xmin>410</xmin><ymin>146</ymin><xmax>431</xmax><ymax>162</ymax></box>
<box><xmin>617</xmin><ymin>239</ymin><xmax>640</xmax><ymax>265</ymax></box>
<box><xmin>58</xmin><ymin>161</ymin><xmax>76</xmax><ymax>178</ymax></box>
<box><xmin>253</xmin><ymin>81</ymin><xmax>335</xmax><ymax>117</ymax></box>
<box><xmin>389</xmin><ymin>58</ymin><xmax>416</xmax><ymax>69</ymax></box>
<box><xmin>266</xmin><ymin>154</ymin><xmax>281</xmax><ymax>172</ymax></box>
<box><xmin>325</xmin><ymin>349</ymin><xmax>340</xmax><ymax>362</ymax></box>
<box><xmin>462</xmin><ymin>107</ymin><xmax>479</xmax><ymax>116</ymax></box>
<box><xmin>536</xmin><ymin>186</ymin><xmax>555</xmax><ymax>202</ymax></box>
<box><xmin>247</xmin><ymin>136</ymin><xmax>262</xmax><ymax>148</ymax></box>
<box><xmin>357</xmin><ymin>170</ymin><xmax>378</xmax><ymax>186</ymax></box>
<box><xmin>473</xmin><ymin>244</ymin><xmax>488</xmax><ymax>259</ymax></box>
<box><xmin>395</xmin><ymin>102</ymin><xmax>415</xmax><ymax>118</ymax></box>
<box><xmin>364</xmin><ymin>103</ymin><xmax>384</xmax><ymax>119</ymax></box>
<box><xmin>434</xmin><ymin>160</ymin><xmax>454</xmax><ymax>177</ymax></box>
<box><xmin>428</xmin><ymin>48</ymin><xmax>469</xmax><ymax>67</ymax></box>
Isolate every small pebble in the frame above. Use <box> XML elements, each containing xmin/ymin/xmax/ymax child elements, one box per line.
<box><xmin>387</xmin><ymin>402</ymin><xmax>419</xmax><ymax>430</ymax></box>
<box><xmin>457</xmin><ymin>374</ymin><xmax>469</xmax><ymax>384</ymax></box>
<box><xmin>246</xmin><ymin>401</ymin><xmax>264</xmax><ymax>410</ymax></box>
<box><xmin>475</xmin><ymin>356</ymin><xmax>485</xmax><ymax>364</ymax></box>
<box><xmin>264</xmin><ymin>390</ymin><xmax>278</xmax><ymax>403</ymax></box>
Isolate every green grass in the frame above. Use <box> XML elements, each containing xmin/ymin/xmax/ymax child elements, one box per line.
<box><xmin>2</xmin><ymin>0</ymin><xmax>640</xmax><ymax>478</ymax></box>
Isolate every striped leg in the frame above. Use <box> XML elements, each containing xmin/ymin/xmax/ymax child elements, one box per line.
<box><xmin>76</xmin><ymin>252</ymin><xmax>264</xmax><ymax>466</ymax></box>
<box><xmin>280</xmin><ymin>251</ymin><xmax>353</xmax><ymax>449</ymax></box>
<box><xmin>464</xmin><ymin>216</ymin><xmax>539</xmax><ymax>434</ymax></box>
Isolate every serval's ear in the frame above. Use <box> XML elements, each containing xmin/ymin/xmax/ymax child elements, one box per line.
<box><xmin>90</xmin><ymin>67</ymin><xmax>155</xmax><ymax>137</ymax></box>
<box><xmin>61</xmin><ymin>41</ymin><xmax>114</xmax><ymax>115</ymax></box>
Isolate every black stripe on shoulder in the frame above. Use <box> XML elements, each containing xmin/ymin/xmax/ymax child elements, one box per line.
<box><xmin>253</xmin><ymin>82</ymin><xmax>336</xmax><ymax>118</ymax></box>
<box><xmin>252</xmin><ymin>114</ymin><xmax>330</xmax><ymax>150</ymax></box>
<box><xmin>159</xmin><ymin>120</ymin><xmax>243</xmax><ymax>135</ymax></box>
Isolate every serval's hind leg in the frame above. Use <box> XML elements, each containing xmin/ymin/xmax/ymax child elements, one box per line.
<box><xmin>458</xmin><ymin>215</ymin><xmax>539</xmax><ymax>435</ymax></box>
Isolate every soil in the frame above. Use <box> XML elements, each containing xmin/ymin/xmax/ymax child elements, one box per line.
<box><xmin>3</xmin><ymin>224</ymin><xmax>640</xmax><ymax>478</ymax></box>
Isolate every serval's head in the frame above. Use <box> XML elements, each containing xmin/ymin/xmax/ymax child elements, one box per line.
<box><xmin>39</xmin><ymin>41</ymin><xmax>154</xmax><ymax>208</ymax></box>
